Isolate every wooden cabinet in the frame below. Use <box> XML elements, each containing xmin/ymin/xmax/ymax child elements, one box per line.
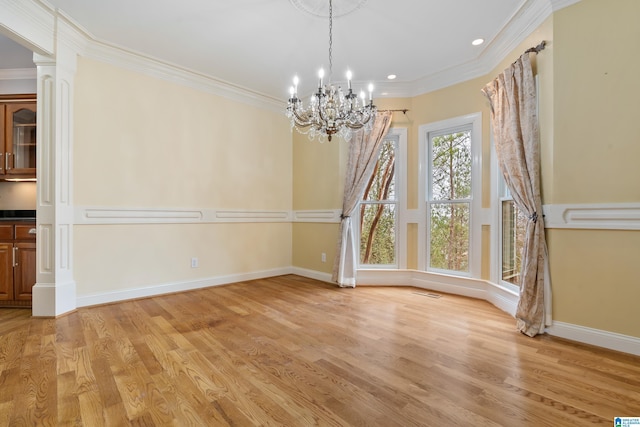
<box><xmin>0</xmin><ymin>222</ymin><xmax>36</xmax><ymax>306</ymax></box>
<box><xmin>0</xmin><ymin>95</ymin><xmax>37</xmax><ymax>179</ymax></box>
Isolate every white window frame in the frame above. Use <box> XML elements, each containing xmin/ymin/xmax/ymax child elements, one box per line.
<box><xmin>356</xmin><ymin>128</ymin><xmax>407</xmax><ymax>269</ymax></box>
<box><xmin>496</xmin><ymin>169</ymin><xmax>521</xmax><ymax>294</ymax></box>
<box><xmin>491</xmin><ymin>128</ymin><xmax>526</xmax><ymax>295</ymax></box>
<box><xmin>418</xmin><ymin>113</ymin><xmax>482</xmax><ymax>278</ymax></box>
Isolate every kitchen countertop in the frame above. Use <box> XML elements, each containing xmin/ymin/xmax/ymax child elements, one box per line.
<box><xmin>0</xmin><ymin>210</ymin><xmax>36</xmax><ymax>221</ymax></box>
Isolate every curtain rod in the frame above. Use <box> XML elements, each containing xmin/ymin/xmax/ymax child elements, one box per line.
<box><xmin>524</xmin><ymin>40</ymin><xmax>546</xmax><ymax>54</ymax></box>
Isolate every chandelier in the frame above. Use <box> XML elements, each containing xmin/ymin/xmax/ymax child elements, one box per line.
<box><xmin>286</xmin><ymin>0</ymin><xmax>376</xmax><ymax>141</ymax></box>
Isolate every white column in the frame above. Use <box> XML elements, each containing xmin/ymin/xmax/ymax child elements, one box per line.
<box><xmin>31</xmin><ymin>24</ymin><xmax>77</xmax><ymax>317</ymax></box>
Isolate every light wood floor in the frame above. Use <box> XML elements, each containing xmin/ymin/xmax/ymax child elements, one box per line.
<box><xmin>0</xmin><ymin>275</ymin><xmax>638</xmax><ymax>426</ymax></box>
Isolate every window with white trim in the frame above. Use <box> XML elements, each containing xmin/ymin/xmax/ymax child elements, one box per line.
<box><xmin>428</xmin><ymin>127</ymin><xmax>472</xmax><ymax>273</ymax></box>
<box><xmin>499</xmin><ymin>177</ymin><xmax>527</xmax><ymax>292</ymax></box>
<box><xmin>357</xmin><ymin>134</ymin><xmax>399</xmax><ymax>267</ymax></box>
<box><xmin>419</xmin><ymin>113</ymin><xmax>482</xmax><ymax>278</ymax></box>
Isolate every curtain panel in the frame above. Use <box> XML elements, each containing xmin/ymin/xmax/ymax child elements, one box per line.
<box><xmin>332</xmin><ymin>111</ymin><xmax>393</xmax><ymax>287</ymax></box>
<box><xmin>482</xmin><ymin>53</ymin><xmax>552</xmax><ymax>337</ymax></box>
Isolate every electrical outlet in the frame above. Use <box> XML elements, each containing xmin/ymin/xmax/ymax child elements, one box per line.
<box><xmin>321</xmin><ymin>252</ymin><xmax>326</xmax><ymax>263</ymax></box>
<box><xmin>191</xmin><ymin>257</ymin><xmax>199</xmax><ymax>268</ymax></box>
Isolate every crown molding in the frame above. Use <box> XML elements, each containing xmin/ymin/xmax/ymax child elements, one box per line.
<box><xmin>0</xmin><ymin>0</ymin><xmax>55</xmax><ymax>55</ymax></box>
<box><xmin>0</xmin><ymin>68</ymin><xmax>36</xmax><ymax>80</ymax></box>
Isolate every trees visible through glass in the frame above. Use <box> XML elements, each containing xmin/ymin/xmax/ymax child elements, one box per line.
<box><xmin>501</xmin><ymin>200</ymin><xmax>527</xmax><ymax>287</ymax></box>
<box><xmin>359</xmin><ymin>139</ymin><xmax>396</xmax><ymax>265</ymax></box>
<box><xmin>429</xmin><ymin>130</ymin><xmax>471</xmax><ymax>272</ymax></box>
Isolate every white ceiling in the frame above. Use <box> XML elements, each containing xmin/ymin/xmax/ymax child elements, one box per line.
<box><xmin>1</xmin><ymin>0</ymin><xmax>568</xmax><ymax>100</ymax></box>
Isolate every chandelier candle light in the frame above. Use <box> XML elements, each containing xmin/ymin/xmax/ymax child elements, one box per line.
<box><xmin>286</xmin><ymin>0</ymin><xmax>376</xmax><ymax>141</ymax></box>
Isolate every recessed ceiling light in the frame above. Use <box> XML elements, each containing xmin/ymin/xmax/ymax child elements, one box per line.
<box><xmin>387</xmin><ymin>74</ymin><xmax>397</xmax><ymax>80</ymax></box>
<box><xmin>472</xmin><ymin>38</ymin><xmax>484</xmax><ymax>46</ymax></box>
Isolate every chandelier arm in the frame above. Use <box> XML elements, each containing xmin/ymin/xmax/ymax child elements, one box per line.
<box><xmin>293</xmin><ymin>113</ymin><xmax>322</xmax><ymax>131</ymax></box>
<box><xmin>290</xmin><ymin>101</ymin><xmax>320</xmax><ymax>127</ymax></box>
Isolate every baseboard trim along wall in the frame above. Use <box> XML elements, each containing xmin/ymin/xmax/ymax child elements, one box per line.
<box><xmin>545</xmin><ymin>322</ymin><xmax>640</xmax><ymax>357</ymax></box>
<box><xmin>76</xmin><ymin>267</ymin><xmax>292</xmax><ymax>308</ymax></box>
<box><xmin>290</xmin><ymin>266</ymin><xmax>333</xmax><ymax>283</ymax></box>
<box><xmin>355</xmin><ymin>269</ymin><xmax>519</xmax><ymax>317</ymax></box>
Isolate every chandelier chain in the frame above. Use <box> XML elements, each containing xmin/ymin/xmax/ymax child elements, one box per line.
<box><xmin>328</xmin><ymin>0</ymin><xmax>333</xmax><ymax>81</ymax></box>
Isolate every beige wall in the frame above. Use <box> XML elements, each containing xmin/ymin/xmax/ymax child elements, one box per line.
<box><xmin>292</xmin><ymin>222</ymin><xmax>338</xmax><ymax>275</ymax></box>
<box><xmin>73</xmin><ymin>58</ymin><xmax>292</xmax><ymax>297</ymax></box>
<box><xmin>292</xmin><ymin>129</ymin><xmax>343</xmax><ymax>210</ymax></box>
<box><xmin>553</xmin><ymin>0</ymin><xmax>640</xmax><ymax>205</ymax></box>
<box><xmin>546</xmin><ymin>0</ymin><xmax>640</xmax><ymax>336</ymax></box>
<box><xmin>75</xmin><ymin>223</ymin><xmax>292</xmax><ymax>295</ymax></box>
<box><xmin>74</xmin><ymin>59</ymin><xmax>291</xmax><ymax>210</ymax></box>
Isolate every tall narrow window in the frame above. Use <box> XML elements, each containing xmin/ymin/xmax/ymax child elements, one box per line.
<box><xmin>358</xmin><ymin>137</ymin><xmax>397</xmax><ymax>266</ymax></box>
<box><xmin>428</xmin><ymin>127</ymin><xmax>472</xmax><ymax>273</ymax></box>
<box><xmin>500</xmin><ymin>188</ymin><xmax>527</xmax><ymax>289</ymax></box>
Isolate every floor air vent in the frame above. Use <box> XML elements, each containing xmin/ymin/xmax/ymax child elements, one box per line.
<box><xmin>412</xmin><ymin>291</ymin><xmax>442</xmax><ymax>299</ymax></box>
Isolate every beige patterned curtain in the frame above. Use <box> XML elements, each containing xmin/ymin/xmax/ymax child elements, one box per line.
<box><xmin>332</xmin><ymin>111</ymin><xmax>393</xmax><ymax>287</ymax></box>
<box><xmin>482</xmin><ymin>53</ymin><xmax>552</xmax><ymax>337</ymax></box>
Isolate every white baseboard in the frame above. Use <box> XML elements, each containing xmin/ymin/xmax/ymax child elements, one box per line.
<box><xmin>32</xmin><ymin>280</ymin><xmax>77</xmax><ymax>317</ymax></box>
<box><xmin>290</xmin><ymin>266</ymin><xmax>333</xmax><ymax>284</ymax></box>
<box><xmin>485</xmin><ymin>281</ymin><xmax>519</xmax><ymax>317</ymax></box>
<box><xmin>546</xmin><ymin>322</ymin><xmax>640</xmax><ymax>356</ymax></box>
<box><xmin>76</xmin><ymin>267</ymin><xmax>293</xmax><ymax>308</ymax></box>
<box><xmin>411</xmin><ymin>272</ymin><xmax>488</xmax><ymax>300</ymax></box>
<box><xmin>356</xmin><ymin>269</ymin><xmax>518</xmax><ymax>314</ymax></box>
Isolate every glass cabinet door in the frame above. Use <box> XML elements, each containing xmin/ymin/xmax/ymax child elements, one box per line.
<box><xmin>6</xmin><ymin>103</ymin><xmax>36</xmax><ymax>175</ymax></box>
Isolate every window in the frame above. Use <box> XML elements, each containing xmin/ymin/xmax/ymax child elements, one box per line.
<box><xmin>428</xmin><ymin>127</ymin><xmax>472</xmax><ymax>273</ymax></box>
<box><xmin>419</xmin><ymin>113</ymin><xmax>481</xmax><ymax>277</ymax></box>
<box><xmin>358</xmin><ymin>136</ymin><xmax>398</xmax><ymax>266</ymax></box>
<box><xmin>500</xmin><ymin>187</ymin><xmax>527</xmax><ymax>290</ymax></box>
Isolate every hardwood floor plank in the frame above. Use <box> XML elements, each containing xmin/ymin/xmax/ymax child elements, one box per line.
<box><xmin>1</xmin><ymin>274</ymin><xmax>639</xmax><ymax>425</ymax></box>
<box><xmin>56</xmin><ymin>371</ymin><xmax>82</xmax><ymax>426</ymax></box>
<box><xmin>77</xmin><ymin>389</ymin><xmax>106</xmax><ymax>427</ymax></box>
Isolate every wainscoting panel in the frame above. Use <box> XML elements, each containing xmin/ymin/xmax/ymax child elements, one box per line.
<box><xmin>75</xmin><ymin>207</ymin><xmax>351</xmax><ymax>224</ymax></box>
<box><xmin>292</xmin><ymin>210</ymin><xmax>341</xmax><ymax>223</ymax></box>
<box><xmin>75</xmin><ymin>207</ymin><xmax>293</xmax><ymax>224</ymax></box>
<box><xmin>543</xmin><ymin>203</ymin><xmax>640</xmax><ymax>230</ymax></box>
